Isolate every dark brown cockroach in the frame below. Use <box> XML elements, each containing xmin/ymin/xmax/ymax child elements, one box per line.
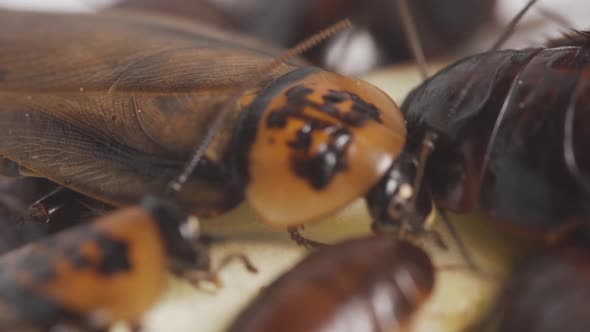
<box><xmin>0</xmin><ymin>195</ymin><xmax>253</xmax><ymax>332</ymax></box>
<box><xmin>228</xmin><ymin>235</ymin><xmax>434</xmax><ymax>332</ymax></box>
<box><xmin>467</xmin><ymin>222</ymin><xmax>590</xmax><ymax>332</ymax></box>
<box><xmin>0</xmin><ymin>10</ymin><xmax>406</xmax><ymax>234</ymax></box>
<box><xmin>112</xmin><ymin>0</ymin><xmax>496</xmax><ymax>73</ymax></box>
<box><xmin>366</xmin><ymin>1</ymin><xmax>590</xmax><ymax>237</ymax></box>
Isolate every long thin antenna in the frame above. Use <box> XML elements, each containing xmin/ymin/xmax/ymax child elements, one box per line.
<box><xmin>439</xmin><ymin>209</ymin><xmax>480</xmax><ymax>271</ymax></box>
<box><xmin>445</xmin><ymin>0</ymin><xmax>539</xmax><ymax>124</ymax></box>
<box><xmin>478</xmin><ymin>75</ymin><xmax>521</xmax><ymax>190</ymax></box>
<box><xmin>167</xmin><ymin>19</ymin><xmax>352</xmax><ymax>194</ymax></box>
<box><xmin>490</xmin><ymin>0</ymin><xmax>539</xmax><ymax>51</ymax></box>
<box><xmin>395</xmin><ymin>0</ymin><xmax>429</xmax><ymax>79</ymax></box>
<box><xmin>564</xmin><ymin>78</ymin><xmax>590</xmax><ymax>196</ymax></box>
<box><xmin>410</xmin><ymin>131</ymin><xmax>437</xmax><ymax>205</ymax></box>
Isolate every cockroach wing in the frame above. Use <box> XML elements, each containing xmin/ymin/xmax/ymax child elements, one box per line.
<box><xmin>0</xmin><ymin>10</ymin><xmax>296</xmax><ymax>216</ymax></box>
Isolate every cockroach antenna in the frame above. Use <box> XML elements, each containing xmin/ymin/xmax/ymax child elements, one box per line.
<box><xmin>563</xmin><ymin>80</ymin><xmax>590</xmax><ymax>197</ymax></box>
<box><xmin>395</xmin><ymin>0</ymin><xmax>428</xmax><ymax>79</ymax></box>
<box><xmin>480</xmin><ymin>0</ymin><xmax>540</xmax><ymax>184</ymax></box>
<box><xmin>490</xmin><ymin>0</ymin><xmax>539</xmax><ymax>51</ymax></box>
<box><xmin>167</xmin><ymin>19</ymin><xmax>353</xmax><ymax>194</ymax></box>
<box><xmin>392</xmin><ymin>0</ymin><xmax>545</xmax><ymax>273</ymax></box>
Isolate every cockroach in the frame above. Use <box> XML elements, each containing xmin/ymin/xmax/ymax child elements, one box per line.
<box><xmin>366</xmin><ymin>0</ymin><xmax>590</xmax><ymax>238</ymax></box>
<box><xmin>467</xmin><ymin>222</ymin><xmax>590</xmax><ymax>332</ymax></box>
<box><xmin>0</xmin><ymin>10</ymin><xmax>406</xmax><ymax>240</ymax></box>
<box><xmin>0</xmin><ymin>195</ymin><xmax>254</xmax><ymax>331</ymax></box>
<box><xmin>228</xmin><ymin>235</ymin><xmax>435</xmax><ymax>332</ymax></box>
<box><xmin>112</xmin><ymin>0</ymin><xmax>496</xmax><ymax>74</ymax></box>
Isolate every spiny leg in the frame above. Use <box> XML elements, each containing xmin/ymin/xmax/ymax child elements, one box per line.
<box><xmin>287</xmin><ymin>226</ymin><xmax>328</xmax><ymax>249</ymax></box>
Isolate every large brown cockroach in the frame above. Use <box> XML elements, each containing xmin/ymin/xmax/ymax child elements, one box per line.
<box><xmin>113</xmin><ymin>0</ymin><xmax>496</xmax><ymax>73</ymax></box>
<box><xmin>0</xmin><ymin>10</ymin><xmax>406</xmax><ymax>237</ymax></box>
<box><xmin>369</xmin><ymin>0</ymin><xmax>590</xmax><ymax>237</ymax></box>
<box><xmin>228</xmin><ymin>235</ymin><xmax>434</xmax><ymax>332</ymax></box>
<box><xmin>0</xmin><ymin>195</ymin><xmax>254</xmax><ymax>331</ymax></box>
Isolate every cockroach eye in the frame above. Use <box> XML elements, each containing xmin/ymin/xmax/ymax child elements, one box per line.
<box><xmin>387</xmin><ymin>183</ymin><xmax>414</xmax><ymax>219</ymax></box>
<box><xmin>179</xmin><ymin>215</ymin><xmax>200</xmax><ymax>241</ymax></box>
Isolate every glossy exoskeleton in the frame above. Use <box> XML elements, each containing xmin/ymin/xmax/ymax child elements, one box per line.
<box><xmin>369</xmin><ymin>30</ymin><xmax>590</xmax><ymax>235</ymax></box>
<box><xmin>228</xmin><ymin>235</ymin><xmax>434</xmax><ymax>332</ymax></box>
<box><xmin>0</xmin><ymin>196</ymin><xmax>219</xmax><ymax>332</ymax></box>
<box><xmin>0</xmin><ymin>10</ymin><xmax>406</xmax><ymax>231</ymax></box>
<box><xmin>113</xmin><ymin>0</ymin><xmax>496</xmax><ymax>73</ymax></box>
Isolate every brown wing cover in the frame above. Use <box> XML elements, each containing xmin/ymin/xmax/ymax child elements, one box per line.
<box><xmin>0</xmin><ymin>10</ymin><xmax>296</xmax><ymax>216</ymax></box>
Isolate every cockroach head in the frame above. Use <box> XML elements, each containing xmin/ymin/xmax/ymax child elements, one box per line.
<box><xmin>142</xmin><ymin>195</ymin><xmax>211</xmax><ymax>271</ymax></box>
<box><xmin>365</xmin><ymin>152</ymin><xmax>433</xmax><ymax>235</ymax></box>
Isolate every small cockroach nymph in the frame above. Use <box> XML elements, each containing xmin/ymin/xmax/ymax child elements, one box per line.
<box><xmin>368</xmin><ymin>0</ymin><xmax>590</xmax><ymax>239</ymax></box>
<box><xmin>228</xmin><ymin>235</ymin><xmax>435</xmax><ymax>332</ymax></box>
<box><xmin>0</xmin><ymin>9</ymin><xmax>406</xmax><ymax>242</ymax></box>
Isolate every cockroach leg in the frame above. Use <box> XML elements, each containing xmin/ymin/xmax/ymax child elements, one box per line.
<box><xmin>29</xmin><ymin>186</ymin><xmax>65</xmax><ymax>223</ymax></box>
<box><xmin>287</xmin><ymin>226</ymin><xmax>328</xmax><ymax>249</ymax></box>
<box><xmin>423</xmin><ymin>228</ymin><xmax>448</xmax><ymax>250</ymax></box>
<box><xmin>438</xmin><ymin>209</ymin><xmax>481</xmax><ymax>273</ymax></box>
<box><xmin>77</xmin><ymin>199</ymin><xmax>108</xmax><ymax>217</ymax></box>
<box><xmin>178</xmin><ymin>253</ymin><xmax>258</xmax><ymax>289</ymax></box>
<box><xmin>437</xmin><ymin>263</ymin><xmax>499</xmax><ymax>282</ymax></box>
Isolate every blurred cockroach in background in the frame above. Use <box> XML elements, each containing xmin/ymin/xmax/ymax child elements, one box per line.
<box><xmin>0</xmin><ymin>195</ymin><xmax>256</xmax><ymax>331</ymax></box>
<box><xmin>467</xmin><ymin>222</ymin><xmax>590</xmax><ymax>332</ymax></box>
<box><xmin>111</xmin><ymin>0</ymin><xmax>497</xmax><ymax>74</ymax></box>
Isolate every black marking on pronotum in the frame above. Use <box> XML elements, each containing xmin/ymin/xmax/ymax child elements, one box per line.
<box><xmin>63</xmin><ymin>250</ymin><xmax>93</xmax><ymax>270</ymax></box>
<box><xmin>1</xmin><ymin>226</ymin><xmax>134</xmax><ymax>284</ymax></box>
<box><xmin>267</xmin><ymin>85</ymin><xmax>383</xmax><ymax>131</ymax></box>
<box><xmin>267</xmin><ymin>82</ymin><xmax>386</xmax><ymax>189</ymax></box>
<box><xmin>291</xmin><ymin>127</ymin><xmax>352</xmax><ymax>189</ymax></box>
<box><xmin>231</xmin><ymin>66</ymin><xmax>320</xmax><ymax>185</ymax></box>
<box><xmin>0</xmin><ymin>68</ymin><xmax>6</xmax><ymax>81</ymax></box>
<box><xmin>95</xmin><ymin>236</ymin><xmax>131</xmax><ymax>275</ymax></box>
